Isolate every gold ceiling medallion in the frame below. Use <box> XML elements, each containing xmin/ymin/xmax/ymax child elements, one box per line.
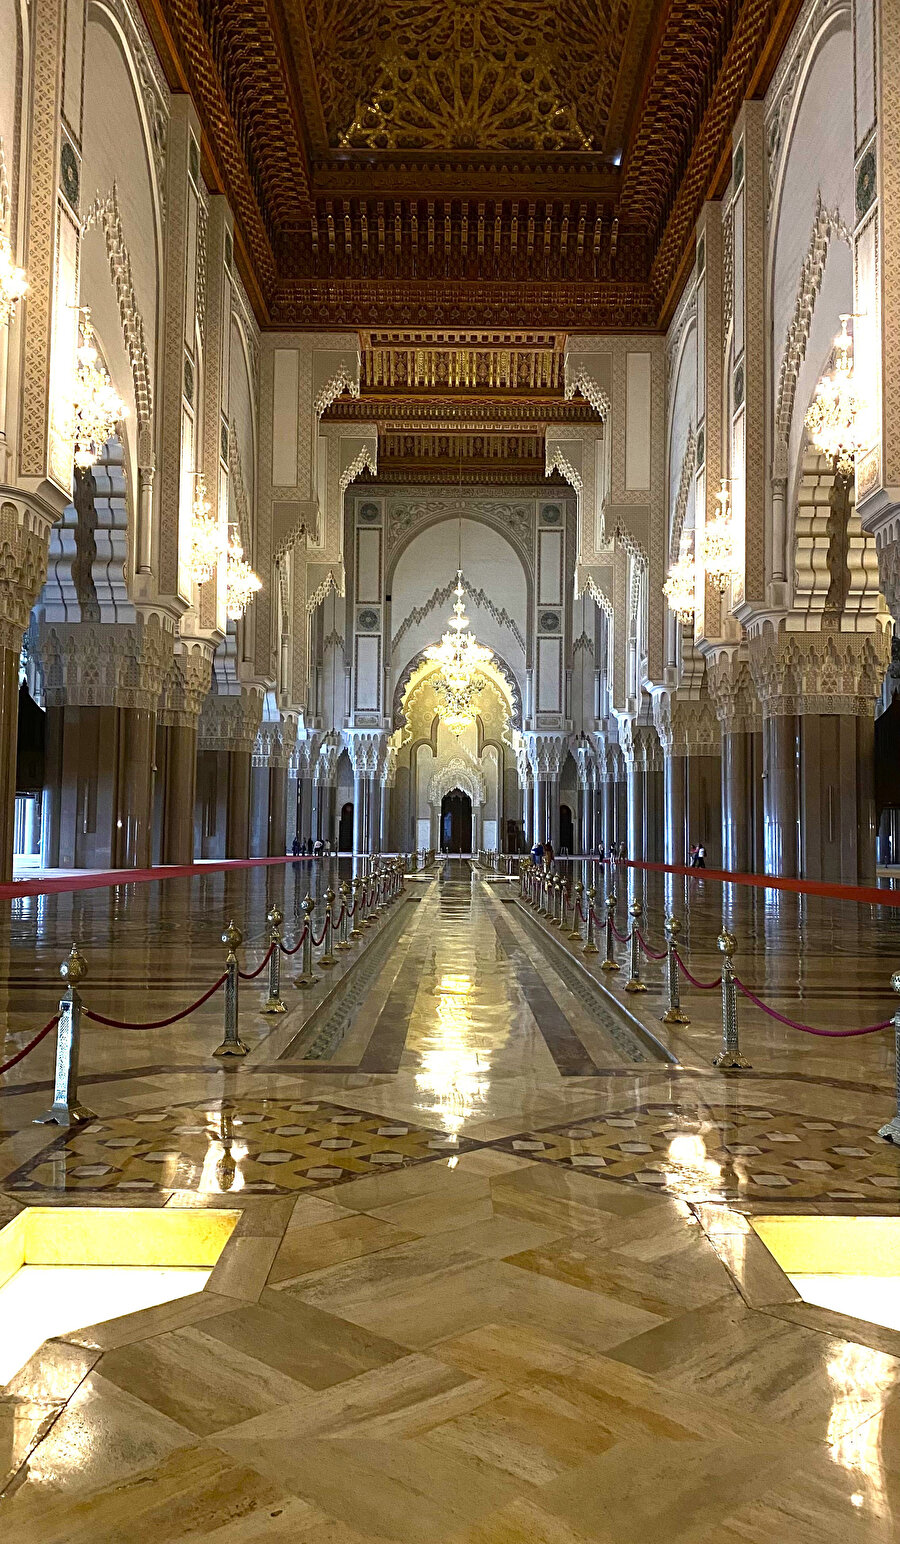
<box><xmin>335</xmin><ymin>1</ymin><xmax>611</xmax><ymax>153</ymax></box>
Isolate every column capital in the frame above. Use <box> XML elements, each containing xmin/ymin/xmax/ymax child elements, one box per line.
<box><xmin>525</xmin><ymin>732</ymin><xmax>568</xmax><ymax>778</ymax></box>
<box><xmin>748</xmin><ymin>619</ymin><xmax>892</xmax><ymax>718</ymax></box>
<box><xmin>706</xmin><ymin>647</ymin><xmax>763</xmax><ymax>735</ymax></box>
<box><xmin>0</xmin><ymin>493</ymin><xmax>57</xmax><ymax>651</ymax></box>
<box><xmin>37</xmin><ymin>613</ymin><xmax>176</xmax><ymax>711</ymax></box>
<box><xmin>198</xmin><ymin>684</ymin><xmax>264</xmax><ymax>752</ymax></box>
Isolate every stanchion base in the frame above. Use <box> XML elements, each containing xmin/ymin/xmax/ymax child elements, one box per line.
<box><xmin>598</xmin><ymin>955</ymin><xmax>616</xmax><ymax>967</ymax></box>
<box><xmin>318</xmin><ymin>954</ymin><xmax>337</xmax><ymax>968</ymax></box>
<box><xmin>33</xmin><ymin>1100</ymin><xmax>95</xmax><ymax>1127</ymax></box>
<box><xmin>878</xmin><ymin>1115</ymin><xmax>900</xmax><ymax>1144</ymax></box>
<box><xmin>261</xmin><ymin>997</ymin><xmax>287</xmax><ymax>1015</ymax></box>
<box><xmin>567</xmin><ymin>928</ymin><xmax>582</xmax><ymax>940</ymax></box>
<box><xmin>213</xmin><ymin>1039</ymin><xmax>250</xmax><ymax>1058</ymax></box>
<box><xmin>294</xmin><ymin>974</ymin><xmax>317</xmax><ymax>989</ymax></box>
<box><xmin>662</xmin><ymin>1008</ymin><xmax>691</xmax><ymax>1025</ymax></box>
<box><xmin>712</xmin><ymin>1051</ymin><xmax>752</xmax><ymax>1070</ymax></box>
<box><xmin>624</xmin><ymin>979</ymin><xmax>647</xmax><ymax>994</ymax></box>
<box><xmin>350</xmin><ymin>928</ymin><xmax>363</xmax><ymax>938</ymax></box>
<box><xmin>336</xmin><ymin>941</ymin><xmax>351</xmax><ymax>951</ymax></box>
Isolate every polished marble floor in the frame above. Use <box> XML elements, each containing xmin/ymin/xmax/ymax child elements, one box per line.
<box><xmin>1</xmin><ymin>860</ymin><xmax>900</xmax><ymax>1539</ymax></box>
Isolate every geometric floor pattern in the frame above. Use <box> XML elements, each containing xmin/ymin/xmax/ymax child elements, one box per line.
<box><xmin>3</xmin><ymin>1099</ymin><xmax>479</xmax><ymax>1195</ymax></box>
<box><xmin>490</xmin><ymin>1102</ymin><xmax>900</xmax><ymax>1205</ymax></box>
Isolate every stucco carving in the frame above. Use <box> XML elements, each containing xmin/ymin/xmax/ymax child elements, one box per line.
<box><xmin>386</xmin><ymin>495</ymin><xmax>534</xmax><ymax>566</ymax></box>
<box><xmin>391</xmin><ymin>572</ymin><xmax>526</xmax><ymax>656</ymax></box>
<box><xmin>83</xmin><ymin>185</ymin><xmax>153</xmax><ymax>434</ymax></box>
<box><xmin>669</xmin><ymin>425</ymin><xmax>696</xmax><ymax>564</ymax></box>
<box><xmin>428</xmin><ymin>756</ymin><xmax>486</xmax><ymax>809</ymax></box>
<box><xmin>748</xmin><ymin>623</ymin><xmax>891</xmax><ymax>716</ymax></box>
<box><xmin>773</xmin><ymin>192</ymin><xmax>851</xmax><ymax>474</ymax></box>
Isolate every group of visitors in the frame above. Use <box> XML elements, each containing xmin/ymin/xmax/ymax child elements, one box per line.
<box><xmin>530</xmin><ymin>838</ymin><xmax>555</xmax><ymax>869</ymax></box>
<box><xmin>290</xmin><ymin>837</ymin><xmax>333</xmax><ymax>858</ymax></box>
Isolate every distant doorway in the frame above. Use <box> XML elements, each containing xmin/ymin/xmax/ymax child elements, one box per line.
<box><xmin>338</xmin><ymin>802</ymin><xmax>354</xmax><ymax>851</ymax></box>
<box><xmin>559</xmin><ymin>803</ymin><xmax>574</xmax><ymax>855</ymax></box>
<box><xmin>441</xmin><ymin>789</ymin><xmax>472</xmax><ymax>854</ymax></box>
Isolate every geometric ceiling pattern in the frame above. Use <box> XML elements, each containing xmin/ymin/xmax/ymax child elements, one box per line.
<box><xmin>142</xmin><ymin>0</ymin><xmax>798</xmax><ymax>328</ymax></box>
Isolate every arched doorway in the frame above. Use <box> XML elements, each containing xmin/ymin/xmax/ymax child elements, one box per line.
<box><xmin>441</xmin><ymin>789</ymin><xmax>472</xmax><ymax>854</ymax></box>
<box><xmin>559</xmin><ymin>804</ymin><xmax>574</xmax><ymax>856</ymax></box>
<box><xmin>338</xmin><ymin>802</ymin><xmax>354</xmax><ymax>851</ymax></box>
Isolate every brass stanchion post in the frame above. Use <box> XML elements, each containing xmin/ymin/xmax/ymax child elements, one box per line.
<box><xmin>568</xmin><ymin>880</ymin><xmax>583</xmax><ymax>939</ymax></box>
<box><xmin>262</xmin><ymin>905</ymin><xmax>286</xmax><ymax>1014</ymax></box>
<box><xmin>214</xmin><ymin>922</ymin><xmax>250</xmax><ymax>1057</ymax></box>
<box><xmin>599</xmin><ymin>890</ymin><xmax>616</xmax><ymax>968</ymax></box>
<box><xmin>712</xmin><ymin>930</ymin><xmax>750</xmax><ymax>1069</ymax></box>
<box><xmin>319</xmin><ymin>889</ymin><xmax>337</xmax><ymax>966</ymax></box>
<box><xmin>624</xmin><ymin>901</ymin><xmax>647</xmax><ymax>993</ymax></box>
<box><xmin>878</xmin><ymin>973</ymin><xmax>900</xmax><ymax>1142</ymax></box>
<box><xmin>34</xmin><ymin>945</ymin><xmax>94</xmax><ymax>1126</ymax></box>
<box><xmin>350</xmin><ymin>877</ymin><xmax>363</xmax><ymax>938</ymax></box>
<box><xmin>583</xmin><ymin>886</ymin><xmax>600</xmax><ymax>955</ymax></box>
<box><xmin>337</xmin><ymin>881</ymin><xmax>351</xmax><ymax>948</ymax></box>
<box><xmin>295</xmin><ymin>895</ymin><xmax>317</xmax><ymax>988</ymax></box>
<box><xmin>662</xmin><ymin>916</ymin><xmax>690</xmax><ymax>1024</ymax></box>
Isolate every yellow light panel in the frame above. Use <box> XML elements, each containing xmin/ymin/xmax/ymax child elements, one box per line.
<box><xmin>0</xmin><ymin>1207</ymin><xmax>239</xmax><ymax>1386</ymax></box>
<box><xmin>751</xmin><ymin>1215</ymin><xmax>900</xmax><ymax>1334</ymax></box>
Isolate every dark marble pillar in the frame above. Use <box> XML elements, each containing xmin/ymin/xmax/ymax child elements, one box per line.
<box><xmin>626</xmin><ymin>759</ymin><xmax>644</xmax><ymax>860</ymax></box>
<box><xmin>225</xmin><ymin>748</ymin><xmax>251</xmax><ymax>858</ymax></box>
<box><xmin>763</xmin><ymin>713</ymin><xmax>799</xmax><ymax>877</ymax></box>
<box><xmin>664</xmin><ymin>753</ymin><xmax>687</xmax><ymax>866</ymax></box>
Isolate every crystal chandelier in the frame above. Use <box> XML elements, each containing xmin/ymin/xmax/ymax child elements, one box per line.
<box><xmin>71</xmin><ymin>310</ymin><xmax>127</xmax><ymax>469</ymax></box>
<box><xmin>805</xmin><ymin>315</ymin><xmax>867</xmax><ymax>480</ymax></box>
<box><xmin>662</xmin><ymin>554</ymin><xmax>697</xmax><ymax>622</ymax></box>
<box><xmin>189</xmin><ymin>475</ymin><xmax>220</xmax><ymax>585</ymax></box>
<box><xmin>432</xmin><ymin>672</ymin><xmax>485</xmax><ymax>735</ymax></box>
<box><xmin>0</xmin><ymin>231</ymin><xmax>27</xmax><ymax>325</ymax></box>
<box><xmin>225</xmin><ymin>528</ymin><xmax>262</xmax><ymax>619</ymax></box>
<box><xmin>701</xmin><ymin>480</ymin><xmax>739</xmax><ymax>594</ymax></box>
<box><xmin>425</xmin><ymin>572</ymin><xmax>493</xmax><ymax>691</ymax></box>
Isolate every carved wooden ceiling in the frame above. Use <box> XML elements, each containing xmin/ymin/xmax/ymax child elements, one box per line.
<box><xmin>322</xmin><ymin>329</ymin><xmax>598</xmax><ymax>483</ymax></box>
<box><xmin>141</xmin><ymin>0</ymin><xmax>800</xmax><ymax>332</ymax></box>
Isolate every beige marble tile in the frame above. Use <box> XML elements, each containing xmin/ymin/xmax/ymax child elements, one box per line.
<box><xmin>62</xmin><ymin>1289</ymin><xmax>238</xmax><ymax>1352</ymax></box>
<box><xmin>489</xmin><ymin>1165</ymin><xmax>669</xmax><ymax>1233</ymax></box>
<box><xmin>196</xmin><ymin>1290</ymin><xmax>407</xmax><ymax>1390</ymax></box>
<box><xmin>211</xmin><ymin>1430</ymin><xmax>525</xmax><ymax>1544</ymax></box>
<box><xmin>447</xmin><ymin>1497</ymin><xmax>601</xmax><ymax>1543</ymax></box>
<box><xmin>608</xmin><ymin>1295</ymin><xmax>900</xmax><ymax>1443</ymax></box>
<box><xmin>5</xmin><ymin>1371</ymin><xmax>195</xmax><ymax>1498</ymax></box>
<box><xmin>267</xmin><ymin>1213</ymin><xmax>419</xmax><ymax>1284</ymax></box>
<box><xmin>506</xmin><ymin>1230</ymin><xmax>733</xmax><ymax>1316</ymax></box>
<box><xmin>0</xmin><ymin>1399</ymin><xmax>61</xmax><ymax>1494</ymax></box>
<box><xmin>533</xmin><ymin>1431</ymin><xmax>807</xmax><ymax>1544</ymax></box>
<box><xmin>215</xmin><ymin>1350</ymin><xmax>499</xmax><ymax>1445</ymax></box>
<box><xmin>431</xmin><ymin>1323</ymin><xmax>582</xmax><ymax>1390</ymax></box>
<box><xmin>1</xmin><ymin>1442</ymin><xmax>302</xmax><ymax>1543</ymax></box>
<box><xmin>206</xmin><ymin>1235</ymin><xmax>282</xmax><ymax>1301</ymax></box>
<box><xmin>98</xmin><ymin>1323</ymin><xmax>311</xmax><ymax>1435</ymax></box>
<box><xmin>172</xmin><ymin>1494</ymin><xmax>403</xmax><ymax>1543</ymax></box>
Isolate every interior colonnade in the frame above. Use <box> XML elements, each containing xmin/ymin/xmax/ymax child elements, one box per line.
<box><xmin>0</xmin><ymin>0</ymin><xmax>898</xmax><ymax>886</ymax></box>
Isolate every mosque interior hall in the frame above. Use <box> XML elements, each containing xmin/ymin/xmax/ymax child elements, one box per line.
<box><xmin>4</xmin><ymin>0</ymin><xmax>900</xmax><ymax>1537</ymax></box>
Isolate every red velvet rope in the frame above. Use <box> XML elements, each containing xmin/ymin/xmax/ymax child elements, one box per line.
<box><xmin>635</xmin><ymin>929</ymin><xmax>667</xmax><ymax>961</ymax></box>
<box><xmin>0</xmin><ymin>1014</ymin><xmax>60</xmax><ymax>1076</ymax></box>
<box><xmin>84</xmin><ymin>972</ymin><xmax>228</xmax><ymax>1029</ymax></box>
<box><xmin>734</xmin><ymin>976</ymin><xmax>892</xmax><ymax>1036</ymax></box>
<box><xmin>279</xmin><ymin>923</ymin><xmax>309</xmax><ymax>956</ymax></box>
<box><xmin>609</xmin><ymin>919</ymin><xmax>631</xmax><ymax>943</ymax></box>
<box><xmin>672</xmin><ymin>949</ymin><xmax>721</xmax><ymax>990</ymax></box>
<box><xmin>237</xmin><ymin>942</ymin><xmax>276</xmax><ymax>981</ymax></box>
<box><xmin>311</xmin><ymin>921</ymin><xmax>328</xmax><ymax>947</ymax></box>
